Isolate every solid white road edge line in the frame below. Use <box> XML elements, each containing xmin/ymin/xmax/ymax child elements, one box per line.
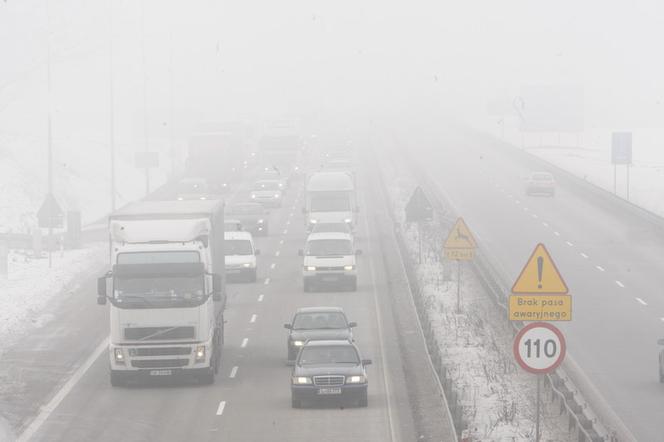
<box><xmin>17</xmin><ymin>337</ymin><xmax>109</xmax><ymax>442</ymax></box>
<box><xmin>361</xmin><ymin>189</ymin><xmax>398</xmax><ymax>442</ymax></box>
<box><xmin>216</xmin><ymin>401</ymin><xmax>227</xmax><ymax>416</ymax></box>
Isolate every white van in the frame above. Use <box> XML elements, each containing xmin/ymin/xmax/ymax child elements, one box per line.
<box><xmin>304</xmin><ymin>172</ymin><xmax>358</xmax><ymax>231</ymax></box>
<box><xmin>299</xmin><ymin>232</ymin><xmax>360</xmax><ymax>292</ymax></box>
<box><xmin>224</xmin><ymin>231</ymin><xmax>259</xmax><ymax>282</ymax></box>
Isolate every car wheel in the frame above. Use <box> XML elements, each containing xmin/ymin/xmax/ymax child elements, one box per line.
<box><xmin>110</xmin><ymin>371</ymin><xmax>125</xmax><ymax>387</ymax></box>
<box><xmin>358</xmin><ymin>392</ymin><xmax>368</xmax><ymax>407</ymax></box>
<box><xmin>291</xmin><ymin>398</ymin><xmax>302</xmax><ymax>409</ymax></box>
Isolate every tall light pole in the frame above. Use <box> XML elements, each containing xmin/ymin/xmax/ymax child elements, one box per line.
<box><xmin>109</xmin><ymin>0</ymin><xmax>116</xmax><ymax>212</ymax></box>
<box><xmin>45</xmin><ymin>0</ymin><xmax>54</xmax><ymax>268</ymax></box>
<box><xmin>140</xmin><ymin>0</ymin><xmax>150</xmax><ymax>196</ymax></box>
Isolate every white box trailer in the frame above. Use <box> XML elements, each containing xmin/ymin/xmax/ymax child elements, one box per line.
<box><xmin>304</xmin><ymin>171</ymin><xmax>358</xmax><ymax>231</ymax></box>
<box><xmin>97</xmin><ymin>200</ymin><xmax>226</xmax><ymax>386</ymax></box>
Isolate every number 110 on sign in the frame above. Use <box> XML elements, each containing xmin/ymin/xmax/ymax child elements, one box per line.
<box><xmin>513</xmin><ymin>322</ymin><xmax>566</xmax><ymax>374</ymax></box>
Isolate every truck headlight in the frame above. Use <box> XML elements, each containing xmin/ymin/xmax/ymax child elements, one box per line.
<box><xmin>274</xmin><ymin>193</ymin><xmax>281</xmax><ymax>198</ymax></box>
<box><xmin>251</xmin><ymin>194</ymin><xmax>256</xmax><ymax>199</ymax></box>
<box><xmin>292</xmin><ymin>376</ymin><xmax>312</xmax><ymax>385</ymax></box>
<box><xmin>257</xmin><ymin>219</ymin><xmax>264</xmax><ymax>224</ymax></box>
<box><xmin>292</xmin><ymin>340</ymin><xmax>305</xmax><ymax>347</ymax></box>
<box><xmin>309</xmin><ymin>219</ymin><xmax>318</xmax><ymax>224</ymax></box>
<box><xmin>243</xmin><ymin>262</ymin><xmax>252</xmax><ymax>268</ymax></box>
<box><xmin>199</xmin><ymin>196</ymin><xmax>207</xmax><ymax>200</ymax></box>
<box><xmin>305</xmin><ymin>266</ymin><xmax>316</xmax><ymax>271</ymax></box>
<box><xmin>114</xmin><ymin>348</ymin><xmax>125</xmax><ymax>364</ymax></box>
<box><xmin>344</xmin><ymin>265</ymin><xmax>355</xmax><ymax>271</ymax></box>
<box><xmin>346</xmin><ymin>375</ymin><xmax>366</xmax><ymax>384</ymax></box>
<box><xmin>195</xmin><ymin>345</ymin><xmax>206</xmax><ymax>362</ymax></box>
<box><xmin>344</xmin><ymin>218</ymin><xmax>352</xmax><ymax>223</ymax></box>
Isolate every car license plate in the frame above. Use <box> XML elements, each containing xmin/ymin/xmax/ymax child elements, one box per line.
<box><xmin>149</xmin><ymin>369</ymin><xmax>172</xmax><ymax>376</ymax></box>
<box><xmin>322</xmin><ymin>276</ymin><xmax>339</xmax><ymax>282</ymax></box>
<box><xmin>227</xmin><ymin>269</ymin><xmax>241</xmax><ymax>274</ymax></box>
<box><xmin>317</xmin><ymin>387</ymin><xmax>342</xmax><ymax>395</ymax></box>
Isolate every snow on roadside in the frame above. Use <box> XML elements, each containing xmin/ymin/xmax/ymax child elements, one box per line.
<box><xmin>380</xmin><ymin>150</ymin><xmax>573</xmax><ymax>441</ymax></box>
<box><xmin>0</xmin><ymin>243</ymin><xmax>106</xmax><ymax>351</ymax></box>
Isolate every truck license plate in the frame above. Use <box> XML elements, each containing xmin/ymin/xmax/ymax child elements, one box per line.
<box><xmin>149</xmin><ymin>369</ymin><xmax>172</xmax><ymax>376</ymax></box>
<box><xmin>317</xmin><ymin>387</ymin><xmax>342</xmax><ymax>395</ymax></box>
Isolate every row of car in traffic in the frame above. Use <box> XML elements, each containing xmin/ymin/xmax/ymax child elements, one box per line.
<box><xmin>222</xmin><ymin>152</ymin><xmax>373</xmax><ymax>408</ymax></box>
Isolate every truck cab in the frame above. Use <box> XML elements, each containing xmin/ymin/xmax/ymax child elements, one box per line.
<box><xmin>97</xmin><ymin>200</ymin><xmax>225</xmax><ymax>386</ymax></box>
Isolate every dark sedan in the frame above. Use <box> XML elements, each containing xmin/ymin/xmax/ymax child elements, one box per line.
<box><xmin>283</xmin><ymin>307</ymin><xmax>356</xmax><ymax>362</ymax></box>
<box><xmin>290</xmin><ymin>340</ymin><xmax>371</xmax><ymax>408</ymax></box>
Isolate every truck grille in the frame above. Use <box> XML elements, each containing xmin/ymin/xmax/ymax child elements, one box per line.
<box><xmin>316</xmin><ymin>266</ymin><xmax>344</xmax><ymax>271</ymax></box>
<box><xmin>313</xmin><ymin>375</ymin><xmax>345</xmax><ymax>387</ymax></box>
<box><xmin>124</xmin><ymin>327</ymin><xmax>195</xmax><ymax>341</ymax></box>
<box><xmin>131</xmin><ymin>359</ymin><xmax>189</xmax><ymax>369</ymax></box>
<box><xmin>132</xmin><ymin>347</ymin><xmax>191</xmax><ymax>357</ymax></box>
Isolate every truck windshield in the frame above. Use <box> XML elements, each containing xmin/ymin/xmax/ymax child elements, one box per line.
<box><xmin>227</xmin><ymin>204</ymin><xmax>263</xmax><ymax>215</ymax></box>
<box><xmin>114</xmin><ymin>275</ymin><xmax>205</xmax><ymax>308</ymax></box>
<box><xmin>117</xmin><ymin>251</ymin><xmax>200</xmax><ymax>264</ymax></box>
<box><xmin>225</xmin><ymin>239</ymin><xmax>253</xmax><ymax>256</ymax></box>
<box><xmin>310</xmin><ymin>194</ymin><xmax>351</xmax><ymax>212</ymax></box>
<box><xmin>306</xmin><ymin>239</ymin><xmax>352</xmax><ymax>256</ymax></box>
<box><xmin>254</xmin><ymin>181</ymin><xmax>280</xmax><ymax>190</ymax></box>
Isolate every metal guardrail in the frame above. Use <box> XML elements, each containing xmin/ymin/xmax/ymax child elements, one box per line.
<box><xmin>402</xmin><ymin>147</ymin><xmax>634</xmax><ymax>442</ymax></box>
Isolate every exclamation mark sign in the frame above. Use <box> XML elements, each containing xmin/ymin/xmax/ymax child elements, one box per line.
<box><xmin>537</xmin><ymin>256</ymin><xmax>544</xmax><ymax>289</ymax></box>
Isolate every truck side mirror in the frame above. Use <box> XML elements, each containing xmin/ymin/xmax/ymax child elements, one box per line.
<box><xmin>213</xmin><ymin>274</ymin><xmax>222</xmax><ymax>302</ymax></box>
<box><xmin>97</xmin><ymin>276</ymin><xmax>107</xmax><ymax>297</ymax></box>
<box><xmin>362</xmin><ymin>359</ymin><xmax>372</xmax><ymax>366</ymax></box>
<box><xmin>284</xmin><ymin>323</ymin><xmax>292</xmax><ymax>329</ymax></box>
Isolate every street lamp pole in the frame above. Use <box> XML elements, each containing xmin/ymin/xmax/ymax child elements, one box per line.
<box><xmin>109</xmin><ymin>0</ymin><xmax>116</xmax><ymax>212</ymax></box>
<box><xmin>46</xmin><ymin>0</ymin><xmax>54</xmax><ymax>268</ymax></box>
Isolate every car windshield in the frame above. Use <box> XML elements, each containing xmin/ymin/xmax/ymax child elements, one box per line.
<box><xmin>114</xmin><ymin>275</ymin><xmax>205</xmax><ymax>307</ymax></box>
<box><xmin>292</xmin><ymin>312</ymin><xmax>348</xmax><ymax>330</ymax></box>
<box><xmin>225</xmin><ymin>239</ymin><xmax>253</xmax><ymax>255</ymax></box>
<box><xmin>298</xmin><ymin>345</ymin><xmax>359</xmax><ymax>365</ymax></box>
<box><xmin>305</xmin><ymin>239</ymin><xmax>352</xmax><ymax>256</ymax></box>
<box><xmin>224</xmin><ymin>222</ymin><xmax>242</xmax><ymax>232</ymax></box>
<box><xmin>177</xmin><ymin>180</ymin><xmax>207</xmax><ymax>193</ymax></box>
<box><xmin>532</xmin><ymin>173</ymin><xmax>553</xmax><ymax>181</ymax></box>
<box><xmin>312</xmin><ymin>223</ymin><xmax>350</xmax><ymax>234</ymax></box>
<box><xmin>227</xmin><ymin>204</ymin><xmax>263</xmax><ymax>215</ymax></box>
<box><xmin>254</xmin><ymin>181</ymin><xmax>280</xmax><ymax>190</ymax></box>
<box><xmin>310</xmin><ymin>194</ymin><xmax>351</xmax><ymax>212</ymax></box>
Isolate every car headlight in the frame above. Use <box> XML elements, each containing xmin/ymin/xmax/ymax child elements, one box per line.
<box><xmin>344</xmin><ymin>218</ymin><xmax>352</xmax><ymax>223</ymax></box>
<box><xmin>251</xmin><ymin>194</ymin><xmax>256</xmax><ymax>199</ymax></box>
<box><xmin>274</xmin><ymin>193</ymin><xmax>281</xmax><ymax>198</ymax></box>
<box><xmin>114</xmin><ymin>348</ymin><xmax>125</xmax><ymax>364</ymax></box>
<box><xmin>199</xmin><ymin>196</ymin><xmax>207</xmax><ymax>200</ymax></box>
<box><xmin>346</xmin><ymin>375</ymin><xmax>366</xmax><ymax>384</ymax></box>
<box><xmin>257</xmin><ymin>219</ymin><xmax>264</xmax><ymax>224</ymax></box>
<box><xmin>305</xmin><ymin>266</ymin><xmax>316</xmax><ymax>271</ymax></box>
<box><xmin>309</xmin><ymin>219</ymin><xmax>318</xmax><ymax>224</ymax></box>
<box><xmin>195</xmin><ymin>345</ymin><xmax>206</xmax><ymax>362</ymax></box>
<box><xmin>292</xmin><ymin>340</ymin><xmax>305</xmax><ymax>347</ymax></box>
<box><xmin>243</xmin><ymin>262</ymin><xmax>252</xmax><ymax>268</ymax></box>
<box><xmin>292</xmin><ymin>376</ymin><xmax>312</xmax><ymax>385</ymax></box>
<box><xmin>177</xmin><ymin>197</ymin><xmax>184</xmax><ymax>201</ymax></box>
<box><xmin>344</xmin><ymin>265</ymin><xmax>355</xmax><ymax>271</ymax></box>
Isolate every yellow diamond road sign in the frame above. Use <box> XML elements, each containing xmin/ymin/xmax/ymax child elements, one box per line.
<box><xmin>511</xmin><ymin>243</ymin><xmax>568</xmax><ymax>295</ymax></box>
<box><xmin>444</xmin><ymin>218</ymin><xmax>477</xmax><ymax>249</ymax></box>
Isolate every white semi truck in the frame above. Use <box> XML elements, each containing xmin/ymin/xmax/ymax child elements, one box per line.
<box><xmin>304</xmin><ymin>171</ymin><xmax>358</xmax><ymax>231</ymax></box>
<box><xmin>96</xmin><ymin>200</ymin><xmax>225</xmax><ymax>386</ymax></box>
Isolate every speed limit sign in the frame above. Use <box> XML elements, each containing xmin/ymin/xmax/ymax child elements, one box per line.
<box><xmin>513</xmin><ymin>322</ymin><xmax>566</xmax><ymax>374</ymax></box>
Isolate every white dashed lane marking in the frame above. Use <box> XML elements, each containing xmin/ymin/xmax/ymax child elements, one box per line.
<box><xmin>270</xmin><ymin>263</ymin><xmax>276</xmax><ymax>270</ymax></box>
<box><xmin>566</xmin><ymin>241</ymin><xmax>574</xmax><ymax>247</ymax></box>
<box><xmin>596</xmin><ymin>265</ymin><xmax>605</xmax><ymax>272</ymax></box>
<box><xmin>275</xmin><ymin>251</ymin><xmax>280</xmax><ymax>257</ymax></box>
<box><xmin>229</xmin><ymin>366</ymin><xmax>238</xmax><ymax>378</ymax></box>
<box><xmin>553</xmin><ymin>231</ymin><xmax>560</xmax><ymax>236</ymax></box>
<box><xmin>241</xmin><ymin>338</ymin><xmax>249</xmax><ymax>348</ymax></box>
<box><xmin>257</xmin><ymin>294</ymin><xmax>264</xmax><ymax>302</ymax></box>
<box><xmin>580</xmin><ymin>252</ymin><xmax>589</xmax><ymax>259</ymax></box>
<box><xmin>616</xmin><ymin>281</ymin><xmax>625</xmax><ymax>288</ymax></box>
<box><xmin>264</xmin><ymin>278</ymin><xmax>270</xmax><ymax>285</ymax></box>
<box><xmin>542</xmin><ymin>222</ymin><xmax>549</xmax><ymax>227</ymax></box>
<box><xmin>216</xmin><ymin>401</ymin><xmax>227</xmax><ymax>416</ymax></box>
<box><xmin>636</xmin><ymin>297</ymin><xmax>648</xmax><ymax>306</ymax></box>
<box><xmin>250</xmin><ymin>314</ymin><xmax>257</xmax><ymax>323</ymax></box>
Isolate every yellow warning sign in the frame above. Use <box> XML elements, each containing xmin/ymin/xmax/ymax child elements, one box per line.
<box><xmin>509</xmin><ymin>295</ymin><xmax>572</xmax><ymax>321</ymax></box>
<box><xmin>511</xmin><ymin>243</ymin><xmax>569</xmax><ymax>294</ymax></box>
<box><xmin>444</xmin><ymin>218</ymin><xmax>477</xmax><ymax>250</ymax></box>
